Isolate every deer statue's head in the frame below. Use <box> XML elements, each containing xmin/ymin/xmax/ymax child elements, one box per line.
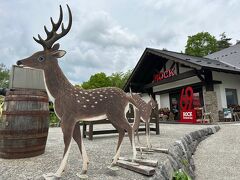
<box><xmin>16</xmin><ymin>5</ymin><xmax>72</xmax><ymax>70</ymax></box>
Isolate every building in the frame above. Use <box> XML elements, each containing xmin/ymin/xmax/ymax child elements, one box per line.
<box><xmin>124</xmin><ymin>48</ymin><xmax>240</xmax><ymax>122</ymax></box>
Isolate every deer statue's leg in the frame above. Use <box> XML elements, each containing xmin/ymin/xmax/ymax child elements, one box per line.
<box><xmin>54</xmin><ymin>117</ymin><xmax>75</xmax><ymax>178</ymax></box>
<box><xmin>111</xmin><ymin>128</ymin><xmax>125</xmax><ymax>167</ymax></box>
<box><xmin>136</xmin><ymin>128</ymin><xmax>141</xmax><ymax>146</ymax></box>
<box><xmin>72</xmin><ymin>122</ymin><xmax>89</xmax><ymax>177</ymax></box>
<box><xmin>43</xmin><ymin>117</ymin><xmax>75</xmax><ymax>180</ymax></box>
<box><xmin>118</xmin><ymin>115</ymin><xmax>137</xmax><ymax>161</ymax></box>
<box><xmin>132</xmin><ymin>111</ymin><xmax>141</xmax><ymax>146</ymax></box>
<box><xmin>145</xmin><ymin>119</ymin><xmax>152</xmax><ymax>149</ymax></box>
<box><xmin>126</xmin><ymin>125</ymin><xmax>137</xmax><ymax>161</ymax></box>
<box><xmin>132</xmin><ymin>108</ymin><xmax>142</xmax><ymax>150</ymax></box>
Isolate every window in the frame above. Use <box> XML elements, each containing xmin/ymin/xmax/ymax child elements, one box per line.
<box><xmin>225</xmin><ymin>88</ymin><xmax>238</xmax><ymax>106</ymax></box>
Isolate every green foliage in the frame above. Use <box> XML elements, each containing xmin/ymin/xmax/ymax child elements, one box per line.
<box><xmin>185</xmin><ymin>32</ymin><xmax>233</xmax><ymax>57</ymax></box>
<box><xmin>173</xmin><ymin>169</ymin><xmax>192</xmax><ymax>180</ymax></box>
<box><xmin>50</xmin><ymin>112</ymin><xmax>59</xmax><ymax>124</ymax></box>
<box><xmin>185</xmin><ymin>32</ymin><xmax>218</xmax><ymax>57</ymax></box>
<box><xmin>0</xmin><ymin>63</ymin><xmax>10</xmax><ymax>88</ymax></box>
<box><xmin>181</xmin><ymin>158</ymin><xmax>189</xmax><ymax>167</ymax></box>
<box><xmin>80</xmin><ymin>70</ymin><xmax>132</xmax><ymax>90</ymax></box>
<box><xmin>109</xmin><ymin>72</ymin><xmax>124</xmax><ymax>88</ymax></box>
<box><xmin>81</xmin><ymin>72</ymin><xmax>111</xmax><ymax>89</ymax></box>
<box><xmin>49</xmin><ymin>102</ymin><xmax>60</xmax><ymax>126</ymax></box>
<box><xmin>217</xmin><ymin>32</ymin><xmax>232</xmax><ymax>50</ymax></box>
<box><xmin>109</xmin><ymin>70</ymin><xmax>132</xmax><ymax>88</ymax></box>
<box><xmin>121</xmin><ymin>70</ymin><xmax>132</xmax><ymax>87</ymax></box>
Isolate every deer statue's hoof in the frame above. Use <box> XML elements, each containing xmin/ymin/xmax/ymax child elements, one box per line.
<box><xmin>76</xmin><ymin>173</ymin><xmax>88</xmax><ymax>180</ymax></box>
<box><xmin>42</xmin><ymin>173</ymin><xmax>60</xmax><ymax>180</ymax></box>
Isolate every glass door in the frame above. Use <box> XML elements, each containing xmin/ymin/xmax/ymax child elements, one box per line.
<box><xmin>169</xmin><ymin>93</ymin><xmax>180</xmax><ymax>120</ymax></box>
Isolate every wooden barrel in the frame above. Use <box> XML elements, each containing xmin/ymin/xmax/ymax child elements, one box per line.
<box><xmin>0</xmin><ymin>89</ymin><xmax>49</xmax><ymax>159</ymax></box>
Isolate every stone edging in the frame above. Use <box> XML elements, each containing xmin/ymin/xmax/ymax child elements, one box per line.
<box><xmin>151</xmin><ymin>125</ymin><xmax>221</xmax><ymax>180</ymax></box>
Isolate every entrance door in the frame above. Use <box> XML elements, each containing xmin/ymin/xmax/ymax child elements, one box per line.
<box><xmin>169</xmin><ymin>93</ymin><xmax>180</xmax><ymax>120</ymax></box>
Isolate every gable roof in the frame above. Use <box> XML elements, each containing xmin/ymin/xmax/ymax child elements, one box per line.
<box><xmin>205</xmin><ymin>43</ymin><xmax>240</xmax><ymax>68</ymax></box>
<box><xmin>149</xmin><ymin>48</ymin><xmax>240</xmax><ymax>72</ymax></box>
<box><xmin>124</xmin><ymin>48</ymin><xmax>240</xmax><ymax>92</ymax></box>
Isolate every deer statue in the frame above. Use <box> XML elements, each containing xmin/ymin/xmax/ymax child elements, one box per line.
<box><xmin>16</xmin><ymin>5</ymin><xmax>139</xmax><ymax>179</ymax></box>
<box><xmin>130</xmin><ymin>93</ymin><xmax>158</xmax><ymax>150</ymax></box>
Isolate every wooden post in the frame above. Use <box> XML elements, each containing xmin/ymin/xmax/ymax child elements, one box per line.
<box><xmin>83</xmin><ymin>123</ymin><xmax>86</xmax><ymax>138</ymax></box>
<box><xmin>88</xmin><ymin>123</ymin><xmax>93</xmax><ymax>140</ymax></box>
<box><xmin>118</xmin><ymin>157</ymin><xmax>158</xmax><ymax>167</ymax></box>
<box><xmin>154</xmin><ymin>104</ymin><xmax>160</xmax><ymax>135</ymax></box>
<box><xmin>116</xmin><ymin>160</ymin><xmax>156</xmax><ymax>176</ymax></box>
<box><xmin>151</xmin><ymin>148</ymin><xmax>168</xmax><ymax>154</ymax></box>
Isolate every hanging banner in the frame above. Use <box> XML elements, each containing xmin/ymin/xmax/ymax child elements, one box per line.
<box><xmin>180</xmin><ymin>86</ymin><xmax>196</xmax><ymax>123</ymax></box>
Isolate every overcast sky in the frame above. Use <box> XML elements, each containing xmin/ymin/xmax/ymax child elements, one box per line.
<box><xmin>0</xmin><ymin>0</ymin><xmax>240</xmax><ymax>84</ymax></box>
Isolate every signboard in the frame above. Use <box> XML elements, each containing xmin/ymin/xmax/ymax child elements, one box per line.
<box><xmin>181</xmin><ymin>110</ymin><xmax>196</xmax><ymax>122</ymax></box>
<box><xmin>153</xmin><ymin>67</ymin><xmax>175</xmax><ymax>82</ymax></box>
<box><xmin>180</xmin><ymin>86</ymin><xmax>197</xmax><ymax>123</ymax></box>
<box><xmin>223</xmin><ymin>108</ymin><xmax>232</xmax><ymax>119</ymax></box>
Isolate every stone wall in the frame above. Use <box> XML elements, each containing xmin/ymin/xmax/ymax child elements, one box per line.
<box><xmin>203</xmin><ymin>91</ymin><xmax>219</xmax><ymax>122</ymax></box>
<box><xmin>151</xmin><ymin>125</ymin><xmax>220</xmax><ymax>180</ymax></box>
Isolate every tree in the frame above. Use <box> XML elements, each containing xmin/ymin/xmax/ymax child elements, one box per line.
<box><xmin>0</xmin><ymin>63</ymin><xmax>10</xmax><ymax>88</ymax></box>
<box><xmin>121</xmin><ymin>70</ymin><xmax>132</xmax><ymax>87</ymax></box>
<box><xmin>80</xmin><ymin>70</ymin><xmax>132</xmax><ymax>90</ymax></box>
<box><xmin>81</xmin><ymin>72</ymin><xmax>111</xmax><ymax>89</ymax></box>
<box><xmin>109</xmin><ymin>70</ymin><xmax>132</xmax><ymax>89</ymax></box>
<box><xmin>185</xmin><ymin>32</ymin><xmax>218</xmax><ymax>57</ymax></box>
<box><xmin>217</xmin><ymin>32</ymin><xmax>232</xmax><ymax>50</ymax></box>
<box><xmin>109</xmin><ymin>72</ymin><xmax>124</xmax><ymax>88</ymax></box>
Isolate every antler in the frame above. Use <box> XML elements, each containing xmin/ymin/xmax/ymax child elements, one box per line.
<box><xmin>33</xmin><ymin>5</ymin><xmax>72</xmax><ymax>50</ymax></box>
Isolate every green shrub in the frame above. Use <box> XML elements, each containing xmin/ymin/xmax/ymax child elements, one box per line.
<box><xmin>50</xmin><ymin>112</ymin><xmax>59</xmax><ymax>124</ymax></box>
<box><xmin>181</xmin><ymin>158</ymin><xmax>189</xmax><ymax>167</ymax></box>
<box><xmin>172</xmin><ymin>169</ymin><xmax>191</xmax><ymax>180</ymax></box>
<box><xmin>49</xmin><ymin>102</ymin><xmax>60</xmax><ymax>126</ymax></box>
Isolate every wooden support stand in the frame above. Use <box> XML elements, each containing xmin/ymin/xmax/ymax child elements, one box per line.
<box><xmin>116</xmin><ymin>160</ymin><xmax>156</xmax><ymax>176</ymax></box>
<box><xmin>118</xmin><ymin>157</ymin><xmax>158</xmax><ymax>167</ymax></box>
<box><xmin>136</xmin><ymin>147</ymin><xmax>168</xmax><ymax>154</ymax></box>
<box><xmin>151</xmin><ymin>148</ymin><xmax>168</xmax><ymax>154</ymax></box>
<box><xmin>136</xmin><ymin>147</ymin><xmax>154</xmax><ymax>152</ymax></box>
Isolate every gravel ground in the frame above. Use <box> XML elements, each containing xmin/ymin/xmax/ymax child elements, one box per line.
<box><xmin>0</xmin><ymin>123</ymin><xmax>213</xmax><ymax>180</ymax></box>
<box><xmin>194</xmin><ymin>123</ymin><xmax>240</xmax><ymax>180</ymax></box>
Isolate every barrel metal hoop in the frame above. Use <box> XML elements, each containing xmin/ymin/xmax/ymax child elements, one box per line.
<box><xmin>4</xmin><ymin>97</ymin><xmax>49</xmax><ymax>102</ymax></box>
<box><xmin>7</xmin><ymin>90</ymin><xmax>47</xmax><ymax>97</ymax></box>
<box><xmin>2</xmin><ymin>110</ymin><xmax>49</xmax><ymax>116</ymax></box>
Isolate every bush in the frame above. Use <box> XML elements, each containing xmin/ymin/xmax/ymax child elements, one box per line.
<box><xmin>49</xmin><ymin>102</ymin><xmax>60</xmax><ymax>126</ymax></box>
<box><xmin>173</xmin><ymin>169</ymin><xmax>192</xmax><ymax>180</ymax></box>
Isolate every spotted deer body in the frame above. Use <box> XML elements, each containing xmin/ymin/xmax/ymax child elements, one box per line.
<box><xmin>17</xmin><ymin>5</ymin><xmax>138</xmax><ymax>179</ymax></box>
<box><xmin>131</xmin><ymin>93</ymin><xmax>157</xmax><ymax>149</ymax></box>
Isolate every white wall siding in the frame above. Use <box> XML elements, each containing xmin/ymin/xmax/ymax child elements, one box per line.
<box><xmin>213</xmin><ymin>72</ymin><xmax>240</xmax><ymax>109</ymax></box>
<box><xmin>179</xmin><ymin>66</ymin><xmax>192</xmax><ymax>74</ymax></box>
<box><xmin>213</xmin><ymin>84</ymin><xmax>223</xmax><ymax>110</ymax></box>
<box><xmin>159</xmin><ymin>93</ymin><xmax>170</xmax><ymax>108</ymax></box>
<box><xmin>155</xmin><ymin>95</ymin><xmax>160</xmax><ymax>109</ymax></box>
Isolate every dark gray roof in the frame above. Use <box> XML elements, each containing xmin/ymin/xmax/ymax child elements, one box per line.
<box><xmin>148</xmin><ymin>48</ymin><xmax>240</xmax><ymax>73</ymax></box>
<box><xmin>205</xmin><ymin>43</ymin><xmax>240</xmax><ymax>68</ymax></box>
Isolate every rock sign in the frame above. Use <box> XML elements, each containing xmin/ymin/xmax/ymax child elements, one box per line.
<box><xmin>17</xmin><ymin>5</ymin><xmax>139</xmax><ymax>179</ymax></box>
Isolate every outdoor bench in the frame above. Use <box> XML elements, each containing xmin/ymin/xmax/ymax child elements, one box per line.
<box><xmin>82</xmin><ymin>110</ymin><xmax>160</xmax><ymax>140</ymax></box>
